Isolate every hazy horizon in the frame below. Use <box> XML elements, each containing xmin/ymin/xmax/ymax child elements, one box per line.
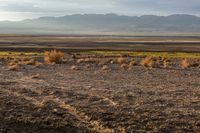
<box><xmin>0</xmin><ymin>0</ymin><xmax>200</xmax><ymax>21</ymax></box>
<box><xmin>0</xmin><ymin>13</ymin><xmax>200</xmax><ymax>22</ymax></box>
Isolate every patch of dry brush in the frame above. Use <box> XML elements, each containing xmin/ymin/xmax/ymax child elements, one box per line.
<box><xmin>140</xmin><ymin>56</ymin><xmax>157</xmax><ymax>68</ymax></box>
<box><xmin>8</xmin><ymin>64</ymin><xmax>19</xmax><ymax>71</ymax></box>
<box><xmin>181</xmin><ymin>58</ymin><xmax>190</xmax><ymax>69</ymax></box>
<box><xmin>44</xmin><ymin>50</ymin><xmax>65</xmax><ymax>64</ymax></box>
<box><xmin>117</xmin><ymin>57</ymin><xmax>127</xmax><ymax>64</ymax></box>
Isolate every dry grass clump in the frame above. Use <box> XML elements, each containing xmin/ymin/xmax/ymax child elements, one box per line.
<box><xmin>34</xmin><ymin>61</ymin><xmax>43</xmax><ymax>68</ymax></box>
<box><xmin>84</xmin><ymin>58</ymin><xmax>98</xmax><ymax>63</ymax></box>
<box><xmin>76</xmin><ymin>58</ymin><xmax>98</xmax><ymax>64</ymax></box>
<box><xmin>76</xmin><ymin>58</ymin><xmax>85</xmax><ymax>64</ymax></box>
<box><xmin>140</xmin><ymin>56</ymin><xmax>154</xmax><ymax>68</ymax></box>
<box><xmin>31</xmin><ymin>74</ymin><xmax>40</xmax><ymax>79</ymax></box>
<box><xmin>163</xmin><ymin>59</ymin><xmax>171</xmax><ymax>68</ymax></box>
<box><xmin>129</xmin><ymin>60</ymin><xmax>137</xmax><ymax>66</ymax></box>
<box><xmin>120</xmin><ymin>63</ymin><xmax>129</xmax><ymax>69</ymax></box>
<box><xmin>181</xmin><ymin>58</ymin><xmax>190</xmax><ymax>69</ymax></box>
<box><xmin>70</xmin><ymin>65</ymin><xmax>78</xmax><ymax>70</ymax></box>
<box><xmin>117</xmin><ymin>57</ymin><xmax>127</xmax><ymax>64</ymax></box>
<box><xmin>8</xmin><ymin>58</ymin><xmax>20</xmax><ymax>66</ymax></box>
<box><xmin>25</xmin><ymin>58</ymin><xmax>36</xmax><ymax>65</ymax></box>
<box><xmin>101</xmin><ymin>65</ymin><xmax>109</xmax><ymax>71</ymax></box>
<box><xmin>8</xmin><ymin>64</ymin><xmax>19</xmax><ymax>71</ymax></box>
<box><xmin>44</xmin><ymin>50</ymin><xmax>65</xmax><ymax>64</ymax></box>
<box><xmin>9</xmin><ymin>61</ymin><xmax>17</xmax><ymax>66</ymax></box>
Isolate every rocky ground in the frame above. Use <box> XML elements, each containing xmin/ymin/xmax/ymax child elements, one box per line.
<box><xmin>0</xmin><ymin>56</ymin><xmax>200</xmax><ymax>133</ymax></box>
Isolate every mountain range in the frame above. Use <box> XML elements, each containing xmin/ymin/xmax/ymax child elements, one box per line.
<box><xmin>0</xmin><ymin>14</ymin><xmax>200</xmax><ymax>34</ymax></box>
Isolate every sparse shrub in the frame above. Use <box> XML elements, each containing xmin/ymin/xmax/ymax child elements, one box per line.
<box><xmin>9</xmin><ymin>61</ymin><xmax>17</xmax><ymax>66</ymax></box>
<box><xmin>120</xmin><ymin>63</ymin><xmax>129</xmax><ymax>69</ymax></box>
<box><xmin>163</xmin><ymin>59</ymin><xmax>171</xmax><ymax>68</ymax></box>
<box><xmin>129</xmin><ymin>60</ymin><xmax>137</xmax><ymax>66</ymax></box>
<box><xmin>84</xmin><ymin>58</ymin><xmax>98</xmax><ymax>63</ymax></box>
<box><xmin>26</xmin><ymin>58</ymin><xmax>36</xmax><ymax>65</ymax></box>
<box><xmin>181</xmin><ymin>58</ymin><xmax>190</xmax><ymax>69</ymax></box>
<box><xmin>140</xmin><ymin>56</ymin><xmax>153</xmax><ymax>68</ymax></box>
<box><xmin>35</xmin><ymin>61</ymin><xmax>43</xmax><ymax>68</ymax></box>
<box><xmin>101</xmin><ymin>65</ymin><xmax>109</xmax><ymax>71</ymax></box>
<box><xmin>44</xmin><ymin>49</ymin><xmax>65</xmax><ymax>64</ymax></box>
<box><xmin>117</xmin><ymin>57</ymin><xmax>127</xmax><ymax>64</ymax></box>
<box><xmin>76</xmin><ymin>58</ymin><xmax>98</xmax><ymax>64</ymax></box>
<box><xmin>31</xmin><ymin>74</ymin><xmax>40</xmax><ymax>79</ymax></box>
<box><xmin>76</xmin><ymin>58</ymin><xmax>85</xmax><ymax>64</ymax></box>
<box><xmin>8</xmin><ymin>64</ymin><xmax>19</xmax><ymax>71</ymax></box>
<box><xmin>98</xmin><ymin>61</ymin><xmax>106</xmax><ymax>66</ymax></box>
<box><xmin>70</xmin><ymin>65</ymin><xmax>78</xmax><ymax>70</ymax></box>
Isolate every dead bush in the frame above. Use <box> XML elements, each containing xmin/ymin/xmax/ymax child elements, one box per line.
<box><xmin>44</xmin><ymin>50</ymin><xmax>65</xmax><ymax>64</ymax></box>
<box><xmin>76</xmin><ymin>58</ymin><xmax>85</xmax><ymax>64</ymax></box>
<box><xmin>31</xmin><ymin>74</ymin><xmax>40</xmax><ymax>79</ymax></box>
<box><xmin>84</xmin><ymin>58</ymin><xmax>98</xmax><ymax>63</ymax></box>
<box><xmin>117</xmin><ymin>57</ymin><xmax>127</xmax><ymax>64</ymax></box>
<box><xmin>26</xmin><ymin>58</ymin><xmax>36</xmax><ymax>65</ymax></box>
<box><xmin>76</xmin><ymin>58</ymin><xmax>98</xmax><ymax>64</ymax></box>
<box><xmin>8</xmin><ymin>64</ymin><xmax>19</xmax><ymax>71</ymax></box>
<box><xmin>35</xmin><ymin>61</ymin><xmax>43</xmax><ymax>68</ymax></box>
<box><xmin>140</xmin><ymin>56</ymin><xmax>153</xmax><ymax>68</ymax></box>
<box><xmin>70</xmin><ymin>65</ymin><xmax>78</xmax><ymax>70</ymax></box>
<box><xmin>181</xmin><ymin>58</ymin><xmax>190</xmax><ymax>69</ymax></box>
<box><xmin>163</xmin><ymin>59</ymin><xmax>171</xmax><ymax>68</ymax></box>
<box><xmin>101</xmin><ymin>65</ymin><xmax>109</xmax><ymax>71</ymax></box>
<box><xmin>121</xmin><ymin>63</ymin><xmax>129</xmax><ymax>69</ymax></box>
<box><xmin>129</xmin><ymin>60</ymin><xmax>137</xmax><ymax>66</ymax></box>
<box><xmin>9</xmin><ymin>61</ymin><xmax>17</xmax><ymax>66</ymax></box>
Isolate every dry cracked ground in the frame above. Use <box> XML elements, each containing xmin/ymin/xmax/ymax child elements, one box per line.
<box><xmin>0</xmin><ymin>58</ymin><xmax>200</xmax><ymax>133</ymax></box>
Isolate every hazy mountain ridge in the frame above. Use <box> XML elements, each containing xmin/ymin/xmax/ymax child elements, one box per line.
<box><xmin>0</xmin><ymin>14</ymin><xmax>200</xmax><ymax>34</ymax></box>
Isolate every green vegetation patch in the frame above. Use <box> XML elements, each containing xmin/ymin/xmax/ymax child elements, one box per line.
<box><xmin>0</xmin><ymin>51</ymin><xmax>43</xmax><ymax>57</ymax></box>
<box><xmin>87</xmin><ymin>51</ymin><xmax>200</xmax><ymax>58</ymax></box>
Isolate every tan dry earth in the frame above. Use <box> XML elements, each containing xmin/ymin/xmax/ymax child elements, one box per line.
<box><xmin>0</xmin><ymin>57</ymin><xmax>200</xmax><ymax>132</ymax></box>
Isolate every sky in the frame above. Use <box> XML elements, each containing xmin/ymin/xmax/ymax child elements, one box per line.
<box><xmin>0</xmin><ymin>0</ymin><xmax>200</xmax><ymax>21</ymax></box>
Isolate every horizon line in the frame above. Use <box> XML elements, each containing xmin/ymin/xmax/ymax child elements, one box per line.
<box><xmin>0</xmin><ymin>13</ymin><xmax>199</xmax><ymax>22</ymax></box>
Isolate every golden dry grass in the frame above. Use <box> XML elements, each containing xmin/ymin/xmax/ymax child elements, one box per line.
<box><xmin>8</xmin><ymin>64</ymin><xmax>19</xmax><ymax>71</ymax></box>
<box><xmin>25</xmin><ymin>58</ymin><xmax>36</xmax><ymax>65</ymax></box>
<box><xmin>117</xmin><ymin>57</ymin><xmax>127</xmax><ymax>64</ymax></box>
<box><xmin>70</xmin><ymin>65</ymin><xmax>78</xmax><ymax>70</ymax></box>
<box><xmin>120</xmin><ymin>63</ymin><xmax>129</xmax><ymax>70</ymax></box>
<box><xmin>84</xmin><ymin>58</ymin><xmax>98</xmax><ymax>63</ymax></box>
<box><xmin>140</xmin><ymin>56</ymin><xmax>153</xmax><ymax>68</ymax></box>
<box><xmin>129</xmin><ymin>60</ymin><xmax>137</xmax><ymax>66</ymax></box>
<box><xmin>76</xmin><ymin>58</ymin><xmax>85</xmax><ymax>64</ymax></box>
<box><xmin>181</xmin><ymin>58</ymin><xmax>190</xmax><ymax>69</ymax></box>
<box><xmin>163</xmin><ymin>60</ymin><xmax>171</xmax><ymax>68</ymax></box>
<box><xmin>101</xmin><ymin>65</ymin><xmax>109</xmax><ymax>71</ymax></box>
<box><xmin>76</xmin><ymin>58</ymin><xmax>98</xmax><ymax>64</ymax></box>
<box><xmin>44</xmin><ymin>50</ymin><xmax>65</xmax><ymax>64</ymax></box>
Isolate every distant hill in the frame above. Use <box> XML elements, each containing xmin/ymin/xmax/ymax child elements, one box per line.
<box><xmin>0</xmin><ymin>14</ymin><xmax>200</xmax><ymax>34</ymax></box>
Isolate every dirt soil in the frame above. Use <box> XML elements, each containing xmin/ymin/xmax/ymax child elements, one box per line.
<box><xmin>0</xmin><ymin>57</ymin><xmax>200</xmax><ymax>133</ymax></box>
<box><xmin>1</xmin><ymin>35</ymin><xmax>200</xmax><ymax>52</ymax></box>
